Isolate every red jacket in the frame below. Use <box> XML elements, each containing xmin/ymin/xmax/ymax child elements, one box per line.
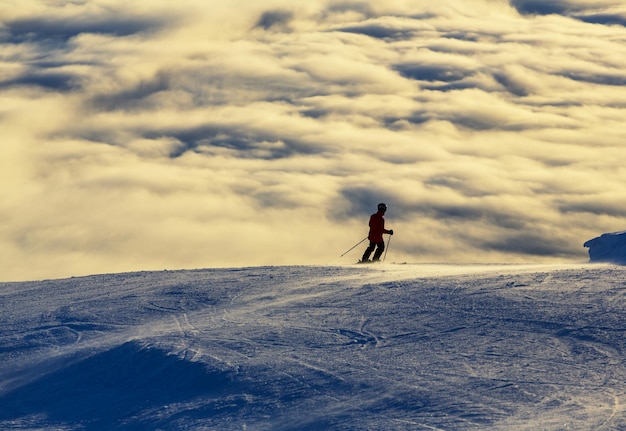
<box><xmin>368</xmin><ymin>211</ymin><xmax>390</xmax><ymax>243</ymax></box>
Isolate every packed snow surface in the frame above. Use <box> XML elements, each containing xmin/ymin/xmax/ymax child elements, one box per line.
<box><xmin>2</xmin><ymin>263</ymin><xmax>626</xmax><ymax>430</ymax></box>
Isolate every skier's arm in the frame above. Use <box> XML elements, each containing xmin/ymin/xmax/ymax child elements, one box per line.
<box><xmin>380</xmin><ymin>216</ymin><xmax>393</xmax><ymax>235</ymax></box>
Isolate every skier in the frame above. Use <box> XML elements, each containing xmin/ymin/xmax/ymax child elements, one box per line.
<box><xmin>360</xmin><ymin>203</ymin><xmax>393</xmax><ymax>263</ymax></box>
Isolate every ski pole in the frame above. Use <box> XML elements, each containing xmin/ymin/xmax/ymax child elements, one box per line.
<box><xmin>383</xmin><ymin>234</ymin><xmax>392</xmax><ymax>262</ymax></box>
<box><xmin>340</xmin><ymin>236</ymin><xmax>368</xmax><ymax>257</ymax></box>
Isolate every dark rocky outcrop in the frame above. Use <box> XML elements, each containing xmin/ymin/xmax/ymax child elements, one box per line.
<box><xmin>584</xmin><ymin>231</ymin><xmax>626</xmax><ymax>264</ymax></box>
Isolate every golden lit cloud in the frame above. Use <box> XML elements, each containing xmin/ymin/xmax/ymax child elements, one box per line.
<box><xmin>2</xmin><ymin>0</ymin><xmax>626</xmax><ymax>280</ymax></box>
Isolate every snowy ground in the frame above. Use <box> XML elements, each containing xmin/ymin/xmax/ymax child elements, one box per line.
<box><xmin>2</xmin><ymin>263</ymin><xmax>626</xmax><ymax>430</ymax></box>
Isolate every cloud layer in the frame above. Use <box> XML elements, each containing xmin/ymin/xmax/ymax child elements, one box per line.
<box><xmin>2</xmin><ymin>0</ymin><xmax>626</xmax><ymax>280</ymax></box>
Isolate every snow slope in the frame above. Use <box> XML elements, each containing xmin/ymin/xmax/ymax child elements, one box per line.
<box><xmin>2</xmin><ymin>263</ymin><xmax>626</xmax><ymax>430</ymax></box>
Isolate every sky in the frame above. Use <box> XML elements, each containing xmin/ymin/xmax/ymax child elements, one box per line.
<box><xmin>2</xmin><ymin>0</ymin><xmax>626</xmax><ymax>281</ymax></box>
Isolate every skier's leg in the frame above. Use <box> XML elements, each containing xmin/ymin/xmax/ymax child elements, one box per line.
<box><xmin>362</xmin><ymin>241</ymin><xmax>376</xmax><ymax>261</ymax></box>
<box><xmin>372</xmin><ymin>242</ymin><xmax>385</xmax><ymax>261</ymax></box>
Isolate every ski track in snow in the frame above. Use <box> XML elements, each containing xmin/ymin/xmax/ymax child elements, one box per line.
<box><xmin>1</xmin><ymin>263</ymin><xmax>626</xmax><ymax>430</ymax></box>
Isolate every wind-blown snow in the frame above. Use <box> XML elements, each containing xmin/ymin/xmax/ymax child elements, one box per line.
<box><xmin>2</xmin><ymin>263</ymin><xmax>626</xmax><ymax>430</ymax></box>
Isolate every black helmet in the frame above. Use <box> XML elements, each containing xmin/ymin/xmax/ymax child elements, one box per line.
<box><xmin>377</xmin><ymin>203</ymin><xmax>387</xmax><ymax>212</ymax></box>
